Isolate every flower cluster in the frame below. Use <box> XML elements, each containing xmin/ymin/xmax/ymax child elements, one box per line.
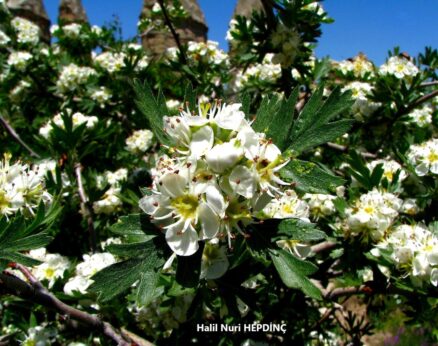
<box><xmin>406</xmin><ymin>138</ymin><xmax>438</xmax><ymax>176</ymax></box>
<box><xmin>235</xmin><ymin>53</ymin><xmax>281</xmax><ymax>90</ymax></box>
<box><xmin>262</xmin><ymin>190</ymin><xmax>309</xmax><ymax>220</ymax></box>
<box><xmin>379</xmin><ymin>56</ymin><xmax>419</xmax><ymax>79</ymax></box>
<box><xmin>93</xmin><ymin>168</ymin><xmax>127</xmax><ymax>215</ymax></box>
<box><xmin>7</xmin><ymin>51</ymin><xmax>32</xmax><ymax>71</ymax></box>
<box><xmin>57</xmin><ymin>23</ymin><xmax>82</xmax><ymax>38</ymax></box>
<box><xmin>407</xmin><ymin>105</ymin><xmax>433</xmax><ymax>127</ymax></box>
<box><xmin>335</xmin><ymin>54</ymin><xmax>375</xmax><ymax>79</ymax></box>
<box><xmin>11</xmin><ymin>17</ymin><xmax>40</xmax><ymax>45</ymax></box>
<box><xmin>125</xmin><ymin>129</ymin><xmax>154</xmax><ymax>154</ymax></box>
<box><xmin>186</xmin><ymin>40</ymin><xmax>228</xmax><ymax>66</ymax></box>
<box><xmin>0</xmin><ymin>153</ymin><xmax>52</xmax><ymax>216</ymax></box>
<box><xmin>140</xmin><ymin>102</ymin><xmax>291</xmax><ymax>256</ymax></box>
<box><xmin>89</xmin><ymin>86</ymin><xmax>112</xmax><ymax>107</ymax></box>
<box><xmin>64</xmin><ymin>252</ymin><xmax>116</xmax><ymax>295</ymax></box>
<box><xmin>29</xmin><ymin>248</ymin><xmax>70</xmax><ymax>288</ymax></box>
<box><xmin>94</xmin><ymin>51</ymin><xmax>126</xmax><ymax>73</ymax></box>
<box><xmin>373</xmin><ymin>224</ymin><xmax>438</xmax><ymax>287</ymax></box>
<box><xmin>345</xmin><ymin>189</ymin><xmax>402</xmax><ymax>241</ymax></box>
<box><xmin>303</xmin><ymin>193</ymin><xmax>337</xmax><ymax>219</ymax></box>
<box><xmin>56</xmin><ymin>63</ymin><xmax>97</xmax><ymax>93</ymax></box>
<box><xmin>39</xmin><ymin>111</ymin><xmax>98</xmax><ymax>138</ymax></box>
<box><xmin>366</xmin><ymin>158</ymin><xmax>407</xmax><ymax>183</ymax></box>
<box><xmin>341</xmin><ymin>81</ymin><xmax>380</xmax><ymax>120</ymax></box>
<box><xmin>270</xmin><ymin>23</ymin><xmax>300</xmax><ymax>67</ymax></box>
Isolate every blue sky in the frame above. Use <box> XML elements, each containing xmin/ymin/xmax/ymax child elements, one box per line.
<box><xmin>44</xmin><ymin>1</ymin><xmax>438</xmax><ymax>65</ymax></box>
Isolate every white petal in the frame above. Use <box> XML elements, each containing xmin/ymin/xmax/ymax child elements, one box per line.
<box><xmin>205</xmin><ymin>140</ymin><xmax>243</xmax><ymax>173</ymax></box>
<box><xmin>431</xmin><ymin>268</ymin><xmax>438</xmax><ymax>286</ymax></box>
<box><xmin>229</xmin><ymin>165</ymin><xmax>256</xmax><ymax>198</ymax></box>
<box><xmin>160</xmin><ymin>173</ymin><xmax>187</xmax><ymax>198</ymax></box>
<box><xmin>165</xmin><ymin>220</ymin><xmax>199</xmax><ymax>256</ymax></box>
<box><xmin>198</xmin><ymin>202</ymin><xmax>220</xmax><ymax>240</ymax></box>
<box><xmin>139</xmin><ymin>194</ymin><xmax>160</xmax><ymax>214</ymax></box>
<box><xmin>205</xmin><ymin>185</ymin><xmax>227</xmax><ymax>217</ymax></box>
<box><xmin>415</xmin><ymin>163</ymin><xmax>429</xmax><ymax>176</ymax></box>
<box><xmin>264</xmin><ymin>143</ymin><xmax>281</xmax><ymax>162</ymax></box>
<box><xmin>190</xmin><ymin>126</ymin><xmax>214</xmax><ymax>159</ymax></box>
<box><xmin>215</xmin><ymin>104</ymin><xmax>245</xmax><ymax>131</ymax></box>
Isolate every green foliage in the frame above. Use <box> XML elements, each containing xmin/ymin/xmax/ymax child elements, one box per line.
<box><xmin>0</xmin><ymin>202</ymin><xmax>59</xmax><ymax>271</ymax></box>
<box><xmin>253</xmin><ymin>88</ymin><xmax>299</xmax><ymax>150</ymax></box>
<box><xmin>288</xmin><ymin>86</ymin><xmax>354</xmax><ymax>153</ymax></box>
<box><xmin>277</xmin><ymin>219</ymin><xmax>327</xmax><ymax>242</ymax></box>
<box><xmin>132</xmin><ymin>79</ymin><xmax>171</xmax><ymax>146</ymax></box>
<box><xmin>280</xmin><ymin>159</ymin><xmax>344</xmax><ymax>193</ymax></box>
<box><xmin>89</xmin><ymin>214</ymin><xmax>168</xmax><ymax>303</ymax></box>
<box><xmin>270</xmin><ymin>248</ymin><xmax>321</xmax><ymax>300</ymax></box>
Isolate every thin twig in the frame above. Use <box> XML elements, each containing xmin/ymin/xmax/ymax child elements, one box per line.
<box><xmin>325</xmin><ymin>142</ymin><xmax>377</xmax><ymax>159</ymax></box>
<box><xmin>420</xmin><ymin>80</ymin><xmax>438</xmax><ymax>87</ymax></box>
<box><xmin>74</xmin><ymin>163</ymin><xmax>96</xmax><ymax>252</ymax></box>
<box><xmin>0</xmin><ymin>271</ymin><xmax>134</xmax><ymax>346</ymax></box>
<box><xmin>324</xmin><ymin>285</ymin><xmax>368</xmax><ymax>300</ymax></box>
<box><xmin>157</xmin><ymin>0</ymin><xmax>188</xmax><ymax>65</ymax></box>
<box><xmin>311</xmin><ymin>241</ymin><xmax>337</xmax><ymax>254</ymax></box>
<box><xmin>406</xmin><ymin>89</ymin><xmax>438</xmax><ymax>113</ymax></box>
<box><xmin>0</xmin><ymin>115</ymin><xmax>40</xmax><ymax>158</ymax></box>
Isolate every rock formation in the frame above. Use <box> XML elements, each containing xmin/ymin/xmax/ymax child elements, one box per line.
<box><xmin>59</xmin><ymin>0</ymin><xmax>88</xmax><ymax>24</ymax></box>
<box><xmin>140</xmin><ymin>0</ymin><xmax>208</xmax><ymax>56</ymax></box>
<box><xmin>233</xmin><ymin>0</ymin><xmax>264</xmax><ymax>18</ymax></box>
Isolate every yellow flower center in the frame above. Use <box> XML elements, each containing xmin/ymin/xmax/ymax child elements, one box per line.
<box><xmin>171</xmin><ymin>194</ymin><xmax>199</xmax><ymax>220</ymax></box>
<box><xmin>427</xmin><ymin>151</ymin><xmax>438</xmax><ymax>163</ymax></box>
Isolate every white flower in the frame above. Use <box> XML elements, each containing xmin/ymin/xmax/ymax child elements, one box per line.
<box><xmin>8</xmin><ymin>51</ymin><xmax>32</xmax><ymax>71</ymax></box>
<box><xmin>140</xmin><ymin>173</ymin><xmax>224</xmax><ymax>256</ymax></box>
<box><xmin>401</xmin><ymin>198</ymin><xmax>419</xmax><ymax>215</ymax></box>
<box><xmin>165</xmin><ymin>99</ymin><xmax>181</xmax><ymax>110</ymax></box>
<box><xmin>341</xmin><ymin>82</ymin><xmax>380</xmax><ymax>119</ymax></box>
<box><xmin>303</xmin><ymin>193</ymin><xmax>336</xmax><ymax>218</ymax></box>
<box><xmin>366</xmin><ymin>158</ymin><xmax>407</xmax><ymax>183</ymax></box>
<box><xmin>0</xmin><ymin>153</ymin><xmax>52</xmax><ymax>216</ymax></box>
<box><xmin>62</xmin><ymin>23</ymin><xmax>82</xmax><ymax>37</ymax></box>
<box><xmin>105</xmin><ymin>168</ymin><xmax>128</xmax><ymax>186</ymax></box>
<box><xmin>29</xmin><ymin>248</ymin><xmax>70</xmax><ymax>288</ymax></box>
<box><xmin>64</xmin><ymin>253</ymin><xmax>116</xmax><ymax>295</ymax></box>
<box><xmin>126</xmin><ymin>129</ymin><xmax>154</xmax><ymax>153</ymax></box>
<box><xmin>407</xmin><ymin>105</ymin><xmax>433</xmax><ymax>127</ymax></box>
<box><xmin>11</xmin><ymin>17</ymin><xmax>39</xmax><ymax>44</ymax></box>
<box><xmin>345</xmin><ymin>189</ymin><xmax>402</xmax><ymax>241</ymax></box>
<box><xmin>336</xmin><ymin>54</ymin><xmax>374</xmax><ymax>79</ymax></box>
<box><xmin>94</xmin><ymin>51</ymin><xmax>126</xmax><ymax>73</ymax></box>
<box><xmin>271</xmin><ymin>24</ymin><xmax>300</xmax><ymax>67</ymax></box>
<box><xmin>379</xmin><ymin>56</ymin><xmax>419</xmax><ymax>79</ymax></box>
<box><xmin>91</xmin><ymin>25</ymin><xmax>102</xmax><ymax>36</ymax></box>
<box><xmin>90</xmin><ymin>86</ymin><xmax>112</xmax><ymax>107</ymax></box>
<box><xmin>375</xmin><ymin>224</ymin><xmax>438</xmax><ymax>287</ymax></box>
<box><xmin>93</xmin><ymin>187</ymin><xmax>123</xmax><ymax>214</ymax></box>
<box><xmin>406</xmin><ymin>138</ymin><xmax>438</xmax><ymax>176</ymax></box>
<box><xmin>141</xmin><ymin>101</ymin><xmax>291</xmax><ymax>257</ymax></box>
<box><xmin>56</xmin><ymin>64</ymin><xmax>97</xmax><ymax>93</ymax></box>
<box><xmin>50</xmin><ymin>24</ymin><xmax>59</xmax><ymax>35</ymax></box>
<box><xmin>39</xmin><ymin>111</ymin><xmax>98</xmax><ymax>138</ymax></box>
<box><xmin>263</xmin><ymin>190</ymin><xmax>309</xmax><ymax>220</ymax></box>
<box><xmin>235</xmin><ymin>53</ymin><xmax>281</xmax><ymax>90</ymax></box>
